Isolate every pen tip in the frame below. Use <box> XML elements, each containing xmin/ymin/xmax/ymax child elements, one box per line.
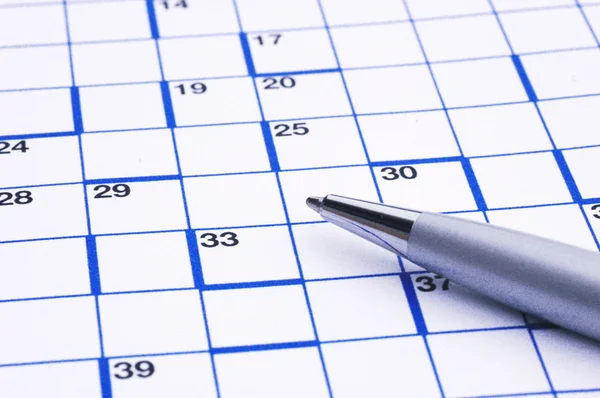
<box><xmin>306</xmin><ymin>196</ymin><xmax>324</xmax><ymax>213</ymax></box>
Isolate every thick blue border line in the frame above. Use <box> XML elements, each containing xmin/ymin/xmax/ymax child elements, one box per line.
<box><xmin>512</xmin><ymin>55</ymin><xmax>538</xmax><ymax>102</ymax></box>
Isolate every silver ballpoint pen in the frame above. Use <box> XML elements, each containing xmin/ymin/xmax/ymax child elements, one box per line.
<box><xmin>306</xmin><ymin>194</ymin><xmax>600</xmax><ymax>341</ymax></box>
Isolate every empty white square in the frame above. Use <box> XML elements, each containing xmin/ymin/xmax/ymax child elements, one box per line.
<box><xmin>279</xmin><ymin>166</ymin><xmax>380</xmax><ymax>222</ymax></box>
<box><xmin>100</xmin><ymin>290</ymin><xmax>208</xmax><ymax>356</ymax></box>
<box><xmin>359</xmin><ymin>111</ymin><xmax>460</xmax><ymax>162</ymax></box>
<box><xmin>72</xmin><ymin>41</ymin><xmax>161</xmax><ymax>85</ymax></box>
<box><xmin>534</xmin><ymin>329</ymin><xmax>600</xmax><ymax>390</ymax></box>
<box><xmin>293</xmin><ymin>222</ymin><xmax>401</xmax><ymax>279</ymax></box>
<box><xmin>0</xmin><ymin>136</ymin><xmax>82</xmax><ymax>188</ymax></box>
<box><xmin>236</xmin><ymin>0</ymin><xmax>323</xmax><ymax>31</ymax></box>
<box><xmin>67</xmin><ymin>1</ymin><xmax>151</xmax><ymax>42</ymax></box>
<box><xmin>82</xmin><ymin>129</ymin><xmax>178</xmax><ymax>179</ymax></box>
<box><xmin>522</xmin><ymin>49</ymin><xmax>600</xmax><ymax>99</ymax></box>
<box><xmin>331</xmin><ymin>23</ymin><xmax>423</xmax><ymax>68</ymax></box>
<box><xmin>0</xmin><ymin>238</ymin><xmax>89</xmax><ymax>301</ymax></box>
<box><xmin>428</xmin><ymin>330</ymin><xmax>550</xmax><ymax>396</ymax></box>
<box><xmin>97</xmin><ymin>232</ymin><xmax>194</xmax><ymax>293</ymax></box>
<box><xmin>345</xmin><ymin>66</ymin><xmax>441</xmax><ymax>113</ymax></box>
<box><xmin>175</xmin><ymin>124</ymin><xmax>270</xmax><ymax>175</ymax></box>
<box><xmin>0</xmin><ymin>89</ymin><xmax>73</xmax><ymax>135</ymax></box>
<box><xmin>0</xmin><ymin>296</ymin><xmax>100</xmax><ymax>364</ymax></box>
<box><xmin>198</xmin><ymin>226</ymin><xmax>300</xmax><ymax>284</ymax></box>
<box><xmin>184</xmin><ymin>173</ymin><xmax>286</xmax><ymax>228</ymax></box>
<box><xmin>540</xmin><ymin>96</ymin><xmax>600</xmax><ymax>148</ymax></box>
<box><xmin>171</xmin><ymin>77</ymin><xmax>261</xmax><ymax>126</ymax></box>
<box><xmin>215</xmin><ymin>348</ymin><xmax>329</xmax><ymax>398</ymax></box>
<box><xmin>87</xmin><ymin>180</ymin><xmax>188</xmax><ymax>234</ymax></box>
<box><xmin>376</xmin><ymin>162</ymin><xmax>477</xmax><ymax>212</ymax></box>
<box><xmin>405</xmin><ymin>0</ymin><xmax>492</xmax><ymax>18</ymax></box>
<box><xmin>203</xmin><ymin>285</ymin><xmax>314</xmax><ymax>347</ymax></box>
<box><xmin>307</xmin><ymin>276</ymin><xmax>416</xmax><ymax>341</ymax></box>
<box><xmin>110</xmin><ymin>354</ymin><xmax>217</xmax><ymax>398</ymax></box>
<box><xmin>321</xmin><ymin>0</ymin><xmax>408</xmax><ymax>25</ymax></box>
<box><xmin>0</xmin><ymin>46</ymin><xmax>71</xmax><ymax>90</ymax></box>
<box><xmin>450</xmin><ymin>103</ymin><xmax>553</xmax><ymax>156</ymax></box>
<box><xmin>584</xmin><ymin>5</ymin><xmax>600</xmax><ymax>37</ymax></box>
<box><xmin>433</xmin><ymin>58</ymin><xmax>528</xmax><ymax>107</ymax></box>
<box><xmin>493</xmin><ymin>0</ymin><xmax>576</xmax><ymax>11</ymax></box>
<box><xmin>417</xmin><ymin>15</ymin><xmax>510</xmax><ymax>62</ymax></box>
<box><xmin>0</xmin><ymin>5</ymin><xmax>66</xmax><ymax>46</ymax></box>
<box><xmin>249</xmin><ymin>29</ymin><xmax>337</xmax><ymax>74</ymax></box>
<box><xmin>272</xmin><ymin>117</ymin><xmax>367</xmax><ymax>170</ymax></box>
<box><xmin>500</xmin><ymin>8</ymin><xmax>596</xmax><ymax>53</ymax></box>
<box><xmin>563</xmin><ymin>147</ymin><xmax>600</xmax><ymax>199</ymax></box>
<box><xmin>487</xmin><ymin>204</ymin><xmax>598</xmax><ymax>250</ymax></box>
<box><xmin>257</xmin><ymin>73</ymin><xmax>352</xmax><ymax>119</ymax></box>
<box><xmin>155</xmin><ymin>0</ymin><xmax>239</xmax><ymax>36</ymax></box>
<box><xmin>471</xmin><ymin>152</ymin><xmax>572</xmax><ymax>208</ymax></box>
<box><xmin>80</xmin><ymin>83</ymin><xmax>167</xmax><ymax>131</ymax></box>
<box><xmin>413</xmin><ymin>273</ymin><xmax>525</xmax><ymax>332</ymax></box>
<box><xmin>159</xmin><ymin>36</ymin><xmax>247</xmax><ymax>80</ymax></box>
<box><xmin>322</xmin><ymin>337</ymin><xmax>440</xmax><ymax>397</ymax></box>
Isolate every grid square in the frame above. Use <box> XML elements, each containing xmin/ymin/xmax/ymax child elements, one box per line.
<box><xmin>428</xmin><ymin>330</ymin><xmax>550</xmax><ymax>396</ymax></box>
<box><xmin>344</xmin><ymin>66</ymin><xmax>441</xmax><ymax>113</ymax></box>
<box><xmin>584</xmin><ymin>5</ymin><xmax>600</xmax><ymax>36</ymax></box>
<box><xmin>293</xmin><ymin>222</ymin><xmax>401</xmax><ymax>279</ymax></box>
<box><xmin>0</xmin><ymin>238</ymin><xmax>89</xmax><ymax>301</ymax></box>
<box><xmin>450</xmin><ymin>103</ymin><xmax>553</xmax><ymax>157</ymax></box>
<box><xmin>432</xmin><ymin>57</ymin><xmax>528</xmax><ymax>107</ymax></box>
<box><xmin>583</xmin><ymin>203</ymin><xmax>600</xmax><ymax>244</ymax></box>
<box><xmin>87</xmin><ymin>180</ymin><xmax>188</xmax><ymax>234</ymax></box>
<box><xmin>82</xmin><ymin>129</ymin><xmax>178</xmax><ymax>179</ymax></box>
<box><xmin>0</xmin><ymin>89</ymin><xmax>73</xmax><ymax>135</ymax></box>
<box><xmin>563</xmin><ymin>146</ymin><xmax>600</xmax><ymax>199</ymax></box>
<box><xmin>198</xmin><ymin>226</ymin><xmax>300</xmax><ymax>284</ymax></box>
<box><xmin>97</xmin><ymin>232</ymin><xmax>194</xmax><ymax>293</ymax></box>
<box><xmin>272</xmin><ymin>117</ymin><xmax>367</xmax><ymax>170</ymax></box>
<box><xmin>307</xmin><ymin>276</ymin><xmax>416</xmax><ymax>340</ymax></box>
<box><xmin>236</xmin><ymin>0</ymin><xmax>323</xmax><ymax>31</ymax></box>
<box><xmin>248</xmin><ymin>29</ymin><xmax>337</xmax><ymax>74</ymax></box>
<box><xmin>110</xmin><ymin>354</ymin><xmax>217</xmax><ymax>398</ymax></box>
<box><xmin>375</xmin><ymin>162</ymin><xmax>478</xmax><ymax>212</ymax></box>
<box><xmin>155</xmin><ymin>0</ymin><xmax>239</xmax><ymax>36</ymax></box>
<box><xmin>203</xmin><ymin>285</ymin><xmax>315</xmax><ymax>347</ymax></box>
<box><xmin>159</xmin><ymin>36</ymin><xmax>247</xmax><ymax>80</ymax></box>
<box><xmin>359</xmin><ymin>111</ymin><xmax>460</xmax><ymax>162</ymax></box>
<box><xmin>322</xmin><ymin>337</ymin><xmax>440</xmax><ymax>397</ymax></box>
<box><xmin>0</xmin><ymin>136</ymin><xmax>82</xmax><ymax>188</ymax></box>
<box><xmin>100</xmin><ymin>290</ymin><xmax>208</xmax><ymax>357</ymax></box>
<box><xmin>471</xmin><ymin>152</ymin><xmax>572</xmax><ymax>208</ymax></box>
<box><xmin>0</xmin><ymin>5</ymin><xmax>66</xmax><ymax>46</ymax></box>
<box><xmin>521</xmin><ymin>49</ymin><xmax>600</xmax><ymax>99</ymax></box>
<box><xmin>493</xmin><ymin>0</ymin><xmax>576</xmax><ymax>11</ymax></box>
<box><xmin>215</xmin><ymin>348</ymin><xmax>329</xmax><ymax>398</ymax></box>
<box><xmin>67</xmin><ymin>1</ymin><xmax>151</xmax><ymax>42</ymax></box>
<box><xmin>331</xmin><ymin>23</ymin><xmax>423</xmax><ymax>69</ymax></box>
<box><xmin>321</xmin><ymin>0</ymin><xmax>409</xmax><ymax>25</ymax></box>
<box><xmin>405</xmin><ymin>0</ymin><xmax>492</xmax><ymax>18</ymax></box>
<box><xmin>72</xmin><ymin>41</ymin><xmax>161</xmax><ymax>85</ymax></box>
<box><xmin>0</xmin><ymin>46</ymin><xmax>71</xmax><ymax>90</ymax></box>
<box><xmin>170</xmin><ymin>77</ymin><xmax>261</xmax><ymax>126</ymax></box>
<box><xmin>417</xmin><ymin>15</ymin><xmax>510</xmax><ymax>62</ymax></box>
<box><xmin>487</xmin><ymin>204</ymin><xmax>598</xmax><ymax>250</ymax></box>
<box><xmin>257</xmin><ymin>73</ymin><xmax>352</xmax><ymax>120</ymax></box>
<box><xmin>279</xmin><ymin>166</ymin><xmax>380</xmax><ymax>222</ymax></box>
<box><xmin>184</xmin><ymin>173</ymin><xmax>286</xmax><ymax>228</ymax></box>
<box><xmin>413</xmin><ymin>273</ymin><xmax>525</xmax><ymax>332</ymax></box>
<box><xmin>0</xmin><ymin>296</ymin><xmax>100</xmax><ymax>365</ymax></box>
<box><xmin>534</xmin><ymin>329</ymin><xmax>600</xmax><ymax>390</ymax></box>
<box><xmin>0</xmin><ymin>361</ymin><xmax>101</xmax><ymax>398</ymax></box>
<box><xmin>500</xmin><ymin>8</ymin><xmax>596</xmax><ymax>53</ymax></box>
<box><xmin>176</xmin><ymin>124</ymin><xmax>269</xmax><ymax>175</ymax></box>
<box><xmin>80</xmin><ymin>83</ymin><xmax>167</xmax><ymax>131</ymax></box>
<box><xmin>540</xmin><ymin>96</ymin><xmax>600</xmax><ymax>148</ymax></box>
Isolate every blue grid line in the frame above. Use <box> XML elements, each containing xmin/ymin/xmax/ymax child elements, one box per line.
<box><xmin>576</xmin><ymin>1</ymin><xmax>600</xmax><ymax>46</ymax></box>
<box><xmin>512</xmin><ymin>55</ymin><xmax>539</xmax><ymax>102</ymax></box>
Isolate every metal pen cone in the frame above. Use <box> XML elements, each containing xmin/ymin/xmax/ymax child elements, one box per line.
<box><xmin>306</xmin><ymin>196</ymin><xmax>324</xmax><ymax>213</ymax></box>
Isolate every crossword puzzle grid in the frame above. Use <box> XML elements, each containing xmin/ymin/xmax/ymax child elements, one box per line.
<box><xmin>0</xmin><ymin>0</ymin><xmax>600</xmax><ymax>397</ymax></box>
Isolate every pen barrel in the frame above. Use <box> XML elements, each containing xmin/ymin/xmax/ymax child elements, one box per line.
<box><xmin>407</xmin><ymin>213</ymin><xmax>600</xmax><ymax>341</ymax></box>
